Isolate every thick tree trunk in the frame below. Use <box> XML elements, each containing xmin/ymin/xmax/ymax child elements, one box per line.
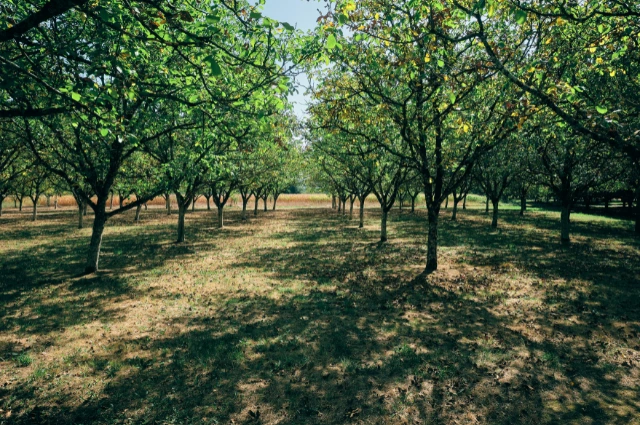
<box><xmin>560</xmin><ymin>204</ymin><xmax>571</xmax><ymax>244</ymax></box>
<box><xmin>485</xmin><ymin>196</ymin><xmax>489</xmax><ymax>214</ymax></box>
<box><xmin>18</xmin><ymin>198</ymin><xmax>22</xmax><ymax>211</ymax></box>
<box><xmin>272</xmin><ymin>194</ymin><xmax>279</xmax><ymax>211</ymax></box>
<box><xmin>520</xmin><ymin>193</ymin><xmax>527</xmax><ymax>216</ymax></box>
<box><xmin>192</xmin><ymin>200</ymin><xmax>195</xmax><ymax>211</ymax></box>
<box><xmin>263</xmin><ymin>197</ymin><xmax>268</xmax><ymax>212</ymax></box>
<box><xmin>342</xmin><ymin>199</ymin><xmax>347</xmax><ymax>216</ymax></box>
<box><xmin>254</xmin><ymin>196</ymin><xmax>259</xmax><ymax>216</ymax></box>
<box><xmin>206</xmin><ymin>196</ymin><xmax>211</xmax><ymax>211</ymax></box>
<box><xmin>359</xmin><ymin>197</ymin><xmax>365</xmax><ymax>228</ymax></box>
<box><xmin>177</xmin><ymin>203</ymin><xmax>186</xmax><ymax>243</ymax></box>
<box><xmin>119</xmin><ymin>196</ymin><xmax>124</xmax><ymax>209</ymax></box>
<box><xmin>32</xmin><ymin>198</ymin><xmax>38</xmax><ymax>221</ymax></box>
<box><xmin>77</xmin><ymin>202</ymin><xmax>84</xmax><ymax>229</ymax></box>
<box><xmin>85</xmin><ymin>202</ymin><xmax>107</xmax><ymax>274</ymax></box>
<box><xmin>217</xmin><ymin>206</ymin><xmax>224</xmax><ymax>229</ymax></box>
<box><xmin>451</xmin><ymin>197</ymin><xmax>459</xmax><ymax>221</ymax></box>
<box><xmin>135</xmin><ymin>204</ymin><xmax>142</xmax><ymax>222</ymax></box>
<box><xmin>426</xmin><ymin>206</ymin><xmax>439</xmax><ymax>272</ymax></box>
<box><xmin>13</xmin><ymin>198</ymin><xmax>17</xmax><ymax>208</ymax></box>
<box><xmin>380</xmin><ymin>209</ymin><xmax>388</xmax><ymax>242</ymax></box>
<box><xmin>491</xmin><ymin>199</ymin><xmax>499</xmax><ymax>228</ymax></box>
<box><xmin>411</xmin><ymin>197</ymin><xmax>416</xmax><ymax>213</ymax></box>
<box><xmin>349</xmin><ymin>196</ymin><xmax>354</xmax><ymax>220</ymax></box>
<box><xmin>242</xmin><ymin>197</ymin><xmax>249</xmax><ymax>220</ymax></box>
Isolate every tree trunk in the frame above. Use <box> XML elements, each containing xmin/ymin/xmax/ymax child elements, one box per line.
<box><xmin>520</xmin><ymin>192</ymin><xmax>527</xmax><ymax>216</ymax></box>
<box><xmin>144</xmin><ymin>203</ymin><xmax>147</xmax><ymax>210</ymax></box>
<box><xmin>192</xmin><ymin>200</ymin><xmax>195</xmax><ymax>211</ymax></box>
<box><xmin>342</xmin><ymin>199</ymin><xmax>346</xmax><ymax>216</ymax></box>
<box><xmin>135</xmin><ymin>204</ymin><xmax>142</xmax><ymax>222</ymax></box>
<box><xmin>77</xmin><ymin>202</ymin><xmax>84</xmax><ymax>229</ymax></box>
<box><xmin>206</xmin><ymin>196</ymin><xmax>211</xmax><ymax>211</ymax></box>
<box><xmin>560</xmin><ymin>204</ymin><xmax>571</xmax><ymax>244</ymax></box>
<box><xmin>332</xmin><ymin>194</ymin><xmax>336</xmax><ymax>209</ymax></box>
<box><xmin>491</xmin><ymin>199</ymin><xmax>499</xmax><ymax>228</ymax></box>
<box><xmin>337</xmin><ymin>198</ymin><xmax>341</xmax><ymax>212</ymax></box>
<box><xmin>14</xmin><ymin>198</ymin><xmax>17</xmax><ymax>208</ymax></box>
<box><xmin>119</xmin><ymin>195</ymin><xmax>124</xmax><ymax>209</ymax></box>
<box><xmin>0</xmin><ymin>196</ymin><xmax>4</xmax><ymax>217</ymax></box>
<box><xmin>462</xmin><ymin>194</ymin><xmax>467</xmax><ymax>210</ymax></box>
<box><xmin>32</xmin><ymin>198</ymin><xmax>38</xmax><ymax>221</ymax></box>
<box><xmin>485</xmin><ymin>196</ymin><xmax>489</xmax><ymax>214</ymax></box>
<box><xmin>85</xmin><ymin>203</ymin><xmax>107</xmax><ymax>274</ymax></box>
<box><xmin>166</xmin><ymin>194</ymin><xmax>171</xmax><ymax>216</ymax></box>
<box><xmin>242</xmin><ymin>197</ymin><xmax>249</xmax><ymax>220</ymax></box>
<box><xmin>380</xmin><ymin>209</ymin><xmax>388</xmax><ymax>242</ymax></box>
<box><xmin>444</xmin><ymin>196</ymin><xmax>448</xmax><ymax>209</ymax></box>
<box><xmin>359</xmin><ymin>197</ymin><xmax>365</xmax><ymax>228</ymax></box>
<box><xmin>411</xmin><ymin>197</ymin><xmax>416</xmax><ymax>213</ymax></box>
<box><xmin>254</xmin><ymin>196</ymin><xmax>259</xmax><ymax>216</ymax></box>
<box><xmin>109</xmin><ymin>193</ymin><xmax>113</xmax><ymax>210</ymax></box>
<box><xmin>451</xmin><ymin>196</ymin><xmax>459</xmax><ymax>221</ymax></box>
<box><xmin>263</xmin><ymin>197</ymin><xmax>268</xmax><ymax>212</ymax></box>
<box><xmin>272</xmin><ymin>194</ymin><xmax>279</xmax><ymax>211</ymax></box>
<box><xmin>177</xmin><ymin>203</ymin><xmax>186</xmax><ymax>243</ymax></box>
<box><xmin>54</xmin><ymin>196</ymin><xmax>58</xmax><ymax>210</ymax></box>
<box><xmin>217</xmin><ymin>206</ymin><xmax>224</xmax><ymax>228</ymax></box>
<box><xmin>83</xmin><ymin>202</ymin><xmax>88</xmax><ymax>216</ymax></box>
<box><xmin>426</xmin><ymin>206</ymin><xmax>439</xmax><ymax>272</ymax></box>
<box><xmin>19</xmin><ymin>198</ymin><xmax>22</xmax><ymax>211</ymax></box>
<box><xmin>46</xmin><ymin>195</ymin><xmax>51</xmax><ymax>207</ymax></box>
<box><xmin>349</xmin><ymin>196</ymin><xmax>354</xmax><ymax>220</ymax></box>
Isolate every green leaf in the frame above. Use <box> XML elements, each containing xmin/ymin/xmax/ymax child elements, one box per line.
<box><xmin>326</xmin><ymin>34</ymin><xmax>337</xmax><ymax>50</ymax></box>
<box><xmin>437</xmin><ymin>59</ymin><xmax>445</xmax><ymax>68</ymax></box>
<box><xmin>515</xmin><ymin>10</ymin><xmax>527</xmax><ymax>25</ymax></box>
<box><xmin>99</xmin><ymin>128</ymin><xmax>109</xmax><ymax>137</ymax></box>
<box><xmin>71</xmin><ymin>92</ymin><xmax>81</xmax><ymax>101</ymax></box>
<box><xmin>449</xmin><ymin>93</ymin><xmax>456</xmax><ymax>104</ymax></box>
<box><xmin>205</xmin><ymin>55</ymin><xmax>222</xmax><ymax>76</ymax></box>
<box><xmin>281</xmin><ymin>22</ymin><xmax>295</xmax><ymax>31</ymax></box>
<box><xmin>596</xmin><ymin>106</ymin><xmax>608</xmax><ymax>114</ymax></box>
<box><xmin>250</xmin><ymin>12</ymin><xmax>262</xmax><ymax>20</ymax></box>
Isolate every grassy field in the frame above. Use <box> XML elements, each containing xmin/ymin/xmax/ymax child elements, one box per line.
<box><xmin>1</xmin><ymin>196</ymin><xmax>639</xmax><ymax>424</ymax></box>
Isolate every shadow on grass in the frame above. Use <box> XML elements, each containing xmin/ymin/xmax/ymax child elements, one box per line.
<box><xmin>2</xmin><ymin>208</ymin><xmax>639</xmax><ymax>424</ymax></box>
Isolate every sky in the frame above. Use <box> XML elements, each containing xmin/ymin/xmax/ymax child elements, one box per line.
<box><xmin>260</xmin><ymin>0</ymin><xmax>325</xmax><ymax>119</ymax></box>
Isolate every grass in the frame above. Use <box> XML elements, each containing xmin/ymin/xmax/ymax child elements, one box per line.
<box><xmin>0</xmin><ymin>196</ymin><xmax>639</xmax><ymax>424</ymax></box>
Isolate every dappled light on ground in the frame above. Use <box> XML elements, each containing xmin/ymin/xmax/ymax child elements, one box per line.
<box><xmin>1</xmin><ymin>206</ymin><xmax>639</xmax><ymax>424</ymax></box>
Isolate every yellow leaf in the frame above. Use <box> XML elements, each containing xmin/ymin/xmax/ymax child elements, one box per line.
<box><xmin>610</xmin><ymin>70</ymin><xmax>616</xmax><ymax>77</ymax></box>
<box><xmin>596</xmin><ymin>57</ymin><xmax>604</xmax><ymax>65</ymax></box>
<box><xmin>424</xmin><ymin>53</ymin><xmax>431</xmax><ymax>63</ymax></box>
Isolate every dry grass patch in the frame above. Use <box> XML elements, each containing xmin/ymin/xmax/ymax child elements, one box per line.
<box><xmin>1</xmin><ymin>202</ymin><xmax>639</xmax><ymax>424</ymax></box>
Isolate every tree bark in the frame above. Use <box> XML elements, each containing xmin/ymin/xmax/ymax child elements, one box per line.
<box><xmin>32</xmin><ymin>197</ymin><xmax>38</xmax><ymax>221</ymax></box>
<box><xmin>380</xmin><ymin>209</ymin><xmax>388</xmax><ymax>242</ymax></box>
<box><xmin>560</xmin><ymin>204</ymin><xmax>571</xmax><ymax>244</ymax></box>
<box><xmin>491</xmin><ymin>199</ymin><xmax>499</xmax><ymax>229</ymax></box>
<box><xmin>0</xmin><ymin>196</ymin><xmax>4</xmax><ymax>217</ymax></box>
<box><xmin>109</xmin><ymin>193</ymin><xmax>113</xmax><ymax>210</ymax></box>
<box><xmin>83</xmin><ymin>202</ymin><xmax>88</xmax><ymax>216</ymax></box>
<box><xmin>485</xmin><ymin>196</ymin><xmax>489</xmax><ymax>214</ymax></box>
<box><xmin>77</xmin><ymin>202</ymin><xmax>84</xmax><ymax>229</ymax></box>
<box><xmin>54</xmin><ymin>196</ymin><xmax>58</xmax><ymax>210</ymax></box>
<box><xmin>272</xmin><ymin>194</ymin><xmax>279</xmax><ymax>211</ymax></box>
<box><xmin>426</xmin><ymin>206</ymin><xmax>439</xmax><ymax>272</ymax></box>
<box><xmin>217</xmin><ymin>206</ymin><xmax>224</xmax><ymax>228</ymax></box>
<box><xmin>411</xmin><ymin>196</ymin><xmax>416</xmax><ymax>213</ymax></box>
<box><xmin>520</xmin><ymin>192</ymin><xmax>527</xmax><ymax>216</ymax></box>
<box><xmin>177</xmin><ymin>203</ymin><xmax>186</xmax><ymax>243</ymax></box>
<box><xmin>462</xmin><ymin>194</ymin><xmax>467</xmax><ymax>210</ymax></box>
<box><xmin>206</xmin><ymin>196</ymin><xmax>211</xmax><ymax>211</ymax></box>
<box><xmin>359</xmin><ymin>197</ymin><xmax>365</xmax><ymax>228</ymax></box>
<box><xmin>254</xmin><ymin>195</ymin><xmax>259</xmax><ymax>216</ymax></box>
<box><xmin>166</xmin><ymin>194</ymin><xmax>171</xmax><ymax>216</ymax></box>
<box><xmin>349</xmin><ymin>196</ymin><xmax>354</xmax><ymax>220</ymax></box>
<box><xmin>135</xmin><ymin>204</ymin><xmax>141</xmax><ymax>222</ymax></box>
<box><xmin>342</xmin><ymin>199</ymin><xmax>346</xmax><ymax>216</ymax></box>
<box><xmin>242</xmin><ymin>196</ymin><xmax>249</xmax><ymax>220</ymax></box>
<box><xmin>262</xmin><ymin>197</ymin><xmax>268</xmax><ymax>212</ymax></box>
<box><xmin>451</xmin><ymin>197</ymin><xmax>459</xmax><ymax>221</ymax></box>
<box><xmin>18</xmin><ymin>198</ymin><xmax>23</xmax><ymax>211</ymax></box>
<box><xmin>444</xmin><ymin>196</ymin><xmax>448</xmax><ymax>209</ymax></box>
<box><xmin>85</xmin><ymin>202</ymin><xmax>107</xmax><ymax>274</ymax></box>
